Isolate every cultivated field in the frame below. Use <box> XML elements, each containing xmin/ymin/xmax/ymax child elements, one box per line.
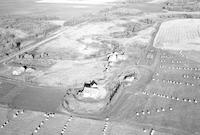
<box><xmin>153</xmin><ymin>19</ymin><xmax>200</xmax><ymax>51</ymax></box>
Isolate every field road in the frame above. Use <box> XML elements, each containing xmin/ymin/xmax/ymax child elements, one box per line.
<box><xmin>0</xmin><ymin>27</ymin><xmax>68</xmax><ymax>64</ymax></box>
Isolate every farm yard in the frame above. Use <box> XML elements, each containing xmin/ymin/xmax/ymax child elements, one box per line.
<box><xmin>0</xmin><ymin>0</ymin><xmax>200</xmax><ymax>135</ymax></box>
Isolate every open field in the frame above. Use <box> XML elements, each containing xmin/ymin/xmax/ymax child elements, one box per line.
<box><xmin>36</xmin><ymin>0</ymin><xmax>117</xmax><ymax>4</ymax></box>
<box><xmin>153</xmin><ymin>19</ymin><xmax>200</xmax><ymax>51</ymax></box>
<box><xmin>0</xmin><ymin>0</ymin><xmax>111</xmax><ymax>19</ymax></box>
<box><xmin>1</xmin><ymin>0</ymin><xmax>200</xmax><ymax>135</ymax></box>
